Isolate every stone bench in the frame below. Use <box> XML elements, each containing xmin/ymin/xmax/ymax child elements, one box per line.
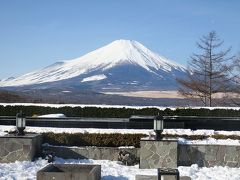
<box><xmin>37</xmin><ymin>164</ymin><xmax>101</xmax><ymax>180</ymax></box>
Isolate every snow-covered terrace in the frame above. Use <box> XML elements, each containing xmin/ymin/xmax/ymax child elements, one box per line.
<box><xmin>1</xmin><ymin>108</ymin><xmax>240</xmax><ymax>179</ymax></box>
<box><xmin>1</xmin><ymin>124</ymin><xmax>240</xmax><ymax>179</ymax></box>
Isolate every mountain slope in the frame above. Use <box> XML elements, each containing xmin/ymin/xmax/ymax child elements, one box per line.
<box><xmin>0</xmin><ymin>39</ymin><xmax>187</xmax><ymax>91</ymax></box>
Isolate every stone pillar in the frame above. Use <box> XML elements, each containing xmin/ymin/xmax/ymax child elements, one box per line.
<box><xmin>140</xmin><ymin>138</ymin><xmax>178</xmax><ymax>169</ymax></box>
<box><xmin>0</xmin><ymin>134</ymin><xmax>42</xmax><ymax>163</ymax></box>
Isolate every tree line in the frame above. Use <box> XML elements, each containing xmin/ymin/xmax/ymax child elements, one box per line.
<box><xmin>1</xmin><ymin>105</ymin><xmax>240</xmax><ymax>117</ymax></box>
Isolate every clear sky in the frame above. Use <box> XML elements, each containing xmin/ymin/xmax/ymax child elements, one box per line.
<box><xmin>0</xmin><ymin>0</ymin><xmax>240</xmax><ymax>79</ymax></box>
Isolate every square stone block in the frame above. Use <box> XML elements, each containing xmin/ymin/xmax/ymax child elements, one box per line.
<box><xmin>0</xmin><ymin>134</ymin><xmax>42</xmax><ymax>163</ymax></box>
<box><xmin>135</xmin><ymin>175</ymin><xmax>157</xmax><ymax>180</ymax></box>
<box><xmin>37</xmin><ymin>164</ymin><xmax>101</xmax><ymax>180</ymax></box>
<box><xmin>136</xmin><ymin>174</ymin><xmax>190</xmax><ymax>180</ymax></box>
<box><xmin>158</xmin><ymin>168</ymin><xmax>180</xmax><ymax>180</ymax></box>
<box><xmin>140</xmin><ymin>138</ymin><xmax>178</xmax><ymax>169</ymax></box>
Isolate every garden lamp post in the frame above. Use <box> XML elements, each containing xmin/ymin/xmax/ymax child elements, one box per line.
<box><xmin>16</xmin><ymin>111</ymin><xmax>26</xmax><ymax>136</ymax></box>
<box><xmin>154</xmin><ymin>115</ymin><xmax>164</xmax><ymax>140</ymax></box>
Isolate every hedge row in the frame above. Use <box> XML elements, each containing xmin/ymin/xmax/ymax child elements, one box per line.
<box><xmin>42</xmin><ymin>133</ymin><xmax>240</xmax><ymax>148</ymax></box>
<box><xmin>1</xmin><ymin>105</ymin><xmax>240</xmax><ymax>117</ymax></box>
<box><xmin>42</xmin><ymin>133</ymin><xmax>147</xmax><ymax>148</ymax></box>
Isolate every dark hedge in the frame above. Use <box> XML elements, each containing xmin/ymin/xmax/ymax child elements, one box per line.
<box><xmin>42</xmin><ymin>133</ymin><xmax>240</xmax><ymax>148</ymax></box>
<box><xmin>1</xmin><ymin>105</ymin><xmax>240</xmax><ymax>117</ymax></box>
<box><xmin>42</xmin><ymin>133</ymin><xmax>147</xmax><ymax>148</ymax></box>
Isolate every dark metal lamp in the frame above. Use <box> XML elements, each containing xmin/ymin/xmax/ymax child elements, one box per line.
<box><xmin>154</xmin><ymin>115</ymin><xmax>164</xmax><ymax>140</ymax></box>
<box><xmin>16</xmin><ymin>111</ymin><xmax>26</xmax><ymax>136</ymax></box>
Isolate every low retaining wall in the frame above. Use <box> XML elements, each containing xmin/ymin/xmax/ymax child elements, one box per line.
<box><xmin>44</xmin><ymin>143</ymin><xmax>240</xmax><ymax>168</ymax></box>
<box><xmin>43</xmin><ymin>145</ymin><xmax>139</xmax><ymax>161</ymax></box>
<box><xmin>179</xmin><ymin>144</ymin><xmax>240</xmax><ymax>167</ymax></box>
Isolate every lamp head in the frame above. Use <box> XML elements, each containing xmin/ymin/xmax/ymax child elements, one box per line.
<box><xmin>154</xmin><ymin>115</ymin><xmax>164</xmax><ymax>140</ymax></box>
<box><xmin>16</xmin><ymin>111</ymin><xmax>26</xmax><ymax>135</ymax></box>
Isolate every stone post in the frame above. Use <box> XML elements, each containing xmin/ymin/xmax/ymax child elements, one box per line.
<box><xmin>140</xmin><ymin>137</ymin><xmax>178</xmax><ymax>169</ymax></box>
<box><xmin>0</xmin><ymin>134</ymin><xmax>42</xmax><ymax>163</ymax></box>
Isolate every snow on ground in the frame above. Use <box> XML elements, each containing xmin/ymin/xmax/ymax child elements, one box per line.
<box><xmin>1</xmin><ymin>125</ymin><xmax>240</xmax><ymax>137</ymax></box>
<box><xmin>0</xmin><ymin>158</ymin><xmax>156</xmax><ymax>180</ymax></box>
<box><xmin>178</xmin><ymin>137</ymin><xmax>240</xmax><ymax>145</ymax></box>
<box><xmin>1</xmin><ymin>125</ymin><xmax>240</xmax><ymax>145</ymax></box>
<box><xmin>0</xmin><ymin>125</ymin><xmax>154</xmax><ymax>135</ymax></box>
<box><xmin>37</xmin><ymin>114</ymin><xmax>66</xmax><ymax>118</ymax></box>
<box><xmin>0</xmin><ymin>159</ymin><xmax>46</xmax><ymax>180</ymax></box>
<box><xmin>178</xmin><ymin>164</ymin><xmax>240</xmax><ymax>180</ymax></box>
<box><xmin>0</xmin><ymin>102</ymin><xmax>176</xmax><ymax>109</ymax></box>
<box><xmin>0</xmin><ymin>157</ymin><xmax>240</xmax><ymax>180</ymax></box>
<box><xmin>1</xmin><ymin>102</ymin><xmax>240</xmax><ymax>110</ymax></box>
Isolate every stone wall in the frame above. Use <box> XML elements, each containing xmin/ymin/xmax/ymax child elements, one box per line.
<box><xmin>179</xmin><ymin>144</ymin><xmax>240</xmax><ymax>167</ymax></box>
<box><xmin>43</xmin><ymin>142</ymin><xmax>240</xmax><ymax>168</ymax></box>
<box><xmin>0</xmin><ymin>134</ymin><xmax>42</xmax><ymax>163</ymax></box>
<box><xmin>44</xmin><ymin>145</ymin><xmax>139</xmax><ymax>163</ymax></box>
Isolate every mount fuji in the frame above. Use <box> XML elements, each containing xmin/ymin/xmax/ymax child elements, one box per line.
<box><xmin>0</xmin><ymin>40</ymin><xmax>187</xmax><ymax>92</ymax></box>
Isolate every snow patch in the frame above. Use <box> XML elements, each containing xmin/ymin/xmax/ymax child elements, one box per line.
<box><xmin>62</xmin><ymin>90</ymin><xmax>71</xmax><ymax>93</ymax></box>
<box><xmin>0</xmin><ymin>125</ymin><xmax>154</xmax><ymax>135</ymax></box>
<box><xmin>81</xmin><ymin>74</ymin><xmax>107</xmax><ymax>82</ymax></box>
<box><xmin>38</xmin><ymin>114</ymin><xmax>66</xmax><ymax>118</ymax></box>
<box><xmin>178</xmin><ymin>137</ymin><xmax>240</xmax><ymax>145</ymax></box>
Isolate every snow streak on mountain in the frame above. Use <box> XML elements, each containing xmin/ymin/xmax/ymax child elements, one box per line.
<box><xmin>0</xmin><ymin>40</ymin><xmax>187</xmax><ymax>91</ymax></box>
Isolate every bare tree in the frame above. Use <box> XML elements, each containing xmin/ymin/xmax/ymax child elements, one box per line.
<box><xmin>228</xmin><ymin>54</ymin><xmax>240</xmax><ymax>105</ymax></box>
<box><xmin>177</xmin><ymin>31</ymin><xmax>233</xmax><ymax>107</ymax></box>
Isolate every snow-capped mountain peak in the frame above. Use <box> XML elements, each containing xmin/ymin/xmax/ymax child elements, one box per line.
<box><xmin>68</xmin><ymin>39</ymin><xmax>185</xmax><ymax>72</ymax></box>
<box><xmin>0</xmin><ymin>39</ymin><xmax>186</xmax><ymax>89</ymax></box>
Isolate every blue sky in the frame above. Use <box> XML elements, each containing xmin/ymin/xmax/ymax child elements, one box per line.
<box><xmin>0</xmin><ymin>0</ymin><xmax>240</xmax><ymax>79</ymax></box>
